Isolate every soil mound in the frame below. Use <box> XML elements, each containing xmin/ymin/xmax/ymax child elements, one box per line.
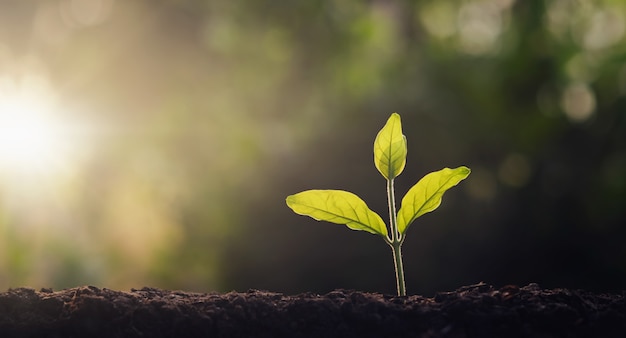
<box><xmin>0</xmin><ymin>283</ymin><xmax>623</xmax><ymax>337</ymax></box>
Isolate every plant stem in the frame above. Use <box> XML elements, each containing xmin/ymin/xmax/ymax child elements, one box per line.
<box><xmin>391</xmin><ymin>242</ymin><xmax>406</xmax><ymax>296</ymax></box>
<box><xmin>386</xmin><ymin>178</ymin><xmax>406</xmax><ymax>296</ymax></box>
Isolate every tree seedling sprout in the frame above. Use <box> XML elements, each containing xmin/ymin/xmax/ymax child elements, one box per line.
<box><xmin>286</xmin><ymin>113</ymin><xmax>471</xmax><ymax>296</ymax></box>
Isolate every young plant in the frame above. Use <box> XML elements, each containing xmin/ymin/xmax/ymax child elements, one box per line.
<box><xmin>286</xmin><ymin>113</ymin><xmax>470</xmax><ymax>296</ymax></box>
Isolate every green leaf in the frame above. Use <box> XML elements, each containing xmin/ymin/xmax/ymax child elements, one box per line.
<box><xmin>374</xmin><ymin>113</ymin><xmax>407</xmax><ymax>180</ymax></box>
<box><xmin>397</xmin><ymin>166</ymin><xmax>471</xmax><ymax>234</ymax></box>
<box><xmin>286</xmin><ymin>190</ymin><xmax>388</xmax><ymax>236</ymax></box>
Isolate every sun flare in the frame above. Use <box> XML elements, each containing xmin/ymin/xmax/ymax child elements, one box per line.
<box><xmin>0</xmin><ymin>76</ymin><xmax>75</xmax><ymax>180</ymax></box>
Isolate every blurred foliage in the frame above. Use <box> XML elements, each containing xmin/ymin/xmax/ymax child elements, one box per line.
<box><xmin>0</xmin><ymin>0</ymin><xmax>625</xmax><ymax>295</ymax></box>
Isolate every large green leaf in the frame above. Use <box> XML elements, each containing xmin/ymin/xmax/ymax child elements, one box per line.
<box><xmin>286</xmin><ymin>190</ymin><xmax>388</xmax><ymax>236</ymax></box>
<box><xmin>374</xmin><ymin>113</ymin><xmax>407</xmax><ymax>180</ymax></box>
<box><xmin>397</xmin><ymin>166</ymin><xmax>471</xmax><ymax>234</ymax></box>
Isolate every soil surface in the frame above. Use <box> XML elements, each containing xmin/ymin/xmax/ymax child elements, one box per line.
<box><xmin>0</xmin><ymin>282</ymin><xmax>624</xmax><ymax>338</ymax></box>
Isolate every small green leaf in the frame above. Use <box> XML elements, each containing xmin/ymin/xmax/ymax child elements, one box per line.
<box><xmin>397</xmin><ymin>166</ymin><xmax>471</xmax><ymax>234</ymax></box>
<box><xmin>286</xmin><ymin>190</ymin><xmax>388</xmax><ymax>236</ymax></box>
<box><xmin>374</xmin><ymin>113</ymin><xmax>407</xmax><ymax>180</ymax></box>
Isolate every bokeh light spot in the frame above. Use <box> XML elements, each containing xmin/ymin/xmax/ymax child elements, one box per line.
<box><xmin>419</xmin><ymin>2</ymin><xmax>457</xmax><ymax>40</ymax></box>
<box><xmin>498</xmin><ymin>153</ymin><xmax>531</xmax><ymax>188</ymax></box>
<box><xmin>60</xmin><ymin>0</ymin><xmax>115</xmax><ymax>27</ymax></box>
<box><xmin>560</xmin><ymin>82</ymin><xmax>596</xmax><ymax>123</ymax></box>
<box><xmin>465</xmin><ymin>166</ymin><xmax>497</xmax><ymax>201</ymax></box>
<box><xmin>456</xmin><ymin>0</ymin><xmax>512</xmax><ymax>55</ymax></box>
<box><xmin>34</xmin><ymin>2</ymin><xmax>71</xmax><ymax>45</ymax></box>
<box><xmin>582</xmin><ymin>10</ymin><xmax>625</xmax><ymax>50</ymax></box>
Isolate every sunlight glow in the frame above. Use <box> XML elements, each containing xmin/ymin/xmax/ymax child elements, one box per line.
<box><xmin>0</xmin><ymin>76</ymin><xmax>74</xmax><ymax>179</ymax></box>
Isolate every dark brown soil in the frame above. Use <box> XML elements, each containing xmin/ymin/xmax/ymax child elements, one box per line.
<box><xmin>0</xmin><ymin>283</ymin><xmax>623</xmax><ymax>338</ymax></box>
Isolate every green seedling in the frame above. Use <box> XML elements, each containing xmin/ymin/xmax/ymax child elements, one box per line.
<box><xmin>286</xmin><ymin>113</ymin><xmax>470</xmax><ymax>296</ymax></box>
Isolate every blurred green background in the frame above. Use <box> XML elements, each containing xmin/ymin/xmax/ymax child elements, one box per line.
<box><xmin>0</xmin><ymin>0</ymin><xmax>625</xmax><ymax>296</ymax></box>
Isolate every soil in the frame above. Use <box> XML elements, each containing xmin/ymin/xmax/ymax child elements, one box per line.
<box><xmin>0</xmin><ymin>283</ymin><xmax>623</xmax><ymax>338</ymax></box>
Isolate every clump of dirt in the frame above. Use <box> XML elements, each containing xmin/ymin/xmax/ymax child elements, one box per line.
<box><xmin>0</xmin><ymin>283</ymin><xmax>623</xmax><ymax>337</ymax></box>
